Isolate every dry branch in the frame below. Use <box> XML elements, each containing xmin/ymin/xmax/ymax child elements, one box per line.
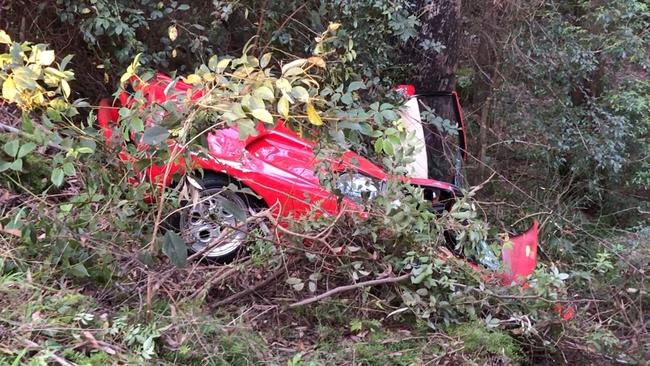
<box><xmin>289</xmin><ymin>273</ymin><xmax>411</xmax><ymax>308</ymax></box>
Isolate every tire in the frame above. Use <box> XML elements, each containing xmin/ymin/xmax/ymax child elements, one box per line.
<box><xmin>178</xmin><ymin>174</ymin><xmax>266</xmax><ymax>263</ymax></box>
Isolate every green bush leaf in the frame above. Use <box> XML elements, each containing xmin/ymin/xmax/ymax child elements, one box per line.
<box><xmin>348</xmin><ymin>81</ymin><xmax>366</xmax><ymax>92</ymax></box>
<box><xmin>51</xmin><ymin>167</ymin><xmax>64</xmax><ymax>186</ymax></box>
<box><xmin>252</xmin><ymin>109</ymin><xmax>273</xmax><ymax>124</ymax></box>
<box><xmin>9</xmin><ymin>159</ymin><xmax>22</xmax><ymax>171</ymax></box>
<box><xmin>16</xmin><ymin>142</ymin><xmax>36</xmax><ymax>158</ymax></box>
<box><xmin>68</xmin><ymin>263</ymin><xmax>90</xmax><ymax>278</ymax></box>
<box><xmin>254</xmin><ymin>86</ymin><xmax>275</xmax><ymax>101</ymax></box>
<box><xmin>163</xmin><ymin>231</ymin><xmax>188</xmax><ymax>268</ymax></box>
<box><xmin>0</xmin><ymin>30</ymin><xmax>11</xmax><ymax>44</ymax></box>
<box><xmin>277</xmin><ymin>96</ymin><xmax>289</xmax><ymax>118</ymax></box>
<box><xmin>2</xmin><ymin>140</ymin><xmax>19</xmax><ymax>157</ymax></box>
<box><xmin>291</xmin><ymin>86</ymin><xmax>309</xmax><ymax>103</ymax></box>
<box><xmin>142</xmin><ymin>125</ymin><xmax>170</xmax><ymax>145</ymax></box>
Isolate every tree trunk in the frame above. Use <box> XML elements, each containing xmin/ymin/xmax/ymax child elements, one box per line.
<box><xmin>410</xmin><ymin>0</ymin><xmax>462</xmax><ymax>92</ymax></box>
<box><xmin>407</xmin><ymin>0</ymin><xmax>463</xmax><ymax>182</ymax></box>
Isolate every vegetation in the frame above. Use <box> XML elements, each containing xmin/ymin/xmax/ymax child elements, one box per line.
<box><xmin>0</xmin><ymin>0</ymin><xmax>648</xmax><ymax>365</ymax></box>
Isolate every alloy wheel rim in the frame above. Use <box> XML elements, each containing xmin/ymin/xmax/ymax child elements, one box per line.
<box><xmin>180</xmin><ymin>188</ymin><xmax>247</xmax><ymax>258</ymax></box>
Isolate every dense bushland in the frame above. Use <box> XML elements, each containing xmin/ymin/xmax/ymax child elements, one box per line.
<box><xmin>0</xmin><ymin>1</ymin><xmax>648</xmax><ymax>365</ymax></box>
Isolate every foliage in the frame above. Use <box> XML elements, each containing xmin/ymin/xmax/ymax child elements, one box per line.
<box><xmin>0</xmin><ymin>0</ymin><xmax>649</xmax><ymax>364</ymax></box>
<box><xmin>494</xmin><ymin>0</ymin><xmax>650</xmax><ymax>196</ymax></box>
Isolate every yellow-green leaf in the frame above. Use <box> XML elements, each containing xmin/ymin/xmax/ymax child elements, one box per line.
<box><xmin>185</xmin><ymin>74</ymin><xmax>202</xmax><ymax>84</ymax></box>
<box><xmin>38</xmin><ymin>50</ymin><xmax>55</xmax><ymax>66</ymax></box>
<box><xmin>281</xmin><ymin>59</ymin><xmax>307</xmax><ymax>75</ymax></box>
<box><xmin>306</xmin><ymin>103</ymin><xmax>323</xmax><ymax>126</ymax></box>
<box><xmin>277</xmin><ymin>96</ymin><xmax>289</xmax><ymax>118</ymax></box>
<box><xmin>291</xmin><ymin>86</ymin><xmax>309</xmax><ymax>103</ymax></box>
<box><xmin>61</xmin><ymin>79</ymin><xmax>71</xmax><ymax>98</ymax></box>
<box><xmin>2</xmin><ymin>77</ymin><xmax>17</xmax><ymax>101</ymax></box>
<box><xmin>276</xmin><ymin>78</ymin><xmax>292</xmax><ymax>94</ymax></box>
<box><xmin>216</xmin><ymin>58</ymin><xmax>231</xmax><ymax>73</ymax></box>
<box><xmin>254</xmin><ymin>86</ymin><xmax>275</xmax><ymax>101</ymax></box>
<box><xmin>44</xmin><ymin>67</ymin><xmax>68</xmax><ymax>79</ymax></box>
<box><xmin>252</xmin><ymin>109</ymin><xmax>273</xmax><ymax>124</ymax></box>
<box><xmin>328</xmin><ymin>22</ymin><xmax>341</xmax><ymax>32</ymax></box>
<box><xmin>208</xmin><ymin>55</ymin><xmax>219</xmax><ymax>70</ymax></box>
<box><xmin>168</xmin><ymin>25</ymin><xmax>178</xmax><ymax>41</ymax></box>
<box><xmin>260</xmin><ymin>52</ymin><xmax>272</xmax><ymax>68</ymax></box>
<box><xmin>0</xmin><ymin>30</ymin><xmax>11</xmax><ymax>44</ymax></box>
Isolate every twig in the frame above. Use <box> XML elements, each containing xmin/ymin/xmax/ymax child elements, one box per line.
<box><xmin>212</xmin><ymin>258</ymin><xmax>298</xmax><ymax>307</ymax></box>
<box><xmin>0</xmin><ymin>122</ymin><xmax>65</xmax><ymax>150</ymax></box>
<box><xmin>289</xmin><ymin>273</ymin><xmax>411</xmax><ymax>308</ymax></box>
<box><xmin>22</xmin><ymin>339</ymin><xmax>77</xmax><ymax>366</ymax></box>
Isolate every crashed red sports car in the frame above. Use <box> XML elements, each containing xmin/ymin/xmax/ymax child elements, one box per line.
<box><xmin>98</xmin><ymin>73</ymin><xmax>538</xmax><ymax>283</ymax></box>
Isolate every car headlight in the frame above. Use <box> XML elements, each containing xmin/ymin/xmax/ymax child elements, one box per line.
<box><xmin>337</xmin><ymin>173</ymin><xmax>383</xmax><ymax>201</ymax></box>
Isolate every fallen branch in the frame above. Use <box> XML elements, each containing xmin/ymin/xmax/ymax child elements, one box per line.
<box><xmin>289</xmin><ymin>273</ymin><xmax>411</xmax><ymax>308</ymax></box>
<box><xmin>22</xmin><ymin>339</ymin><xmax>77</xmax><ymax>366</ymax></box>
<box><xmin>0</xmin><ymin>122</ymin><xmax>65</xmax><ymax>151</ymax></box>
<box><xmin>212</xmin><ymin>257</ymin><xmax>299</xmax><ymax>307</ymax></box>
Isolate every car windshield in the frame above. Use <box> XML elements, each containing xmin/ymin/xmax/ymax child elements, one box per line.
<box><xmin>416</xmin><ymin>94</ymin><xmax>464</xmax><ymax>185</ymax></box>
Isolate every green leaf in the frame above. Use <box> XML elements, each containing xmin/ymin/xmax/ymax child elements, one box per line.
<box><xmin>142</xmin><ymin>125</ymin><xmax>170</xmax><ymax>145</ymax></box>
<box><xmin>68</xmin><ymin>263</ymin><xmax>90</xmax><ymax>278</ymax></box>
<box><xmin>0</xmin><ymin>30</ymin><xmax>11</xmax><ymax>44</ymax></box>
<box><xmin>3</xmin><ymin>140</ymin><xmax>20</xmax><ymax>157</ymax></box>
<box><xmin>253</xmin><ymin>86</ymin><xmax>275</xmax><ymax>101</ymax></box>
<box><xmin>61</xmin><ymin>79</ymin><xmax>71</xmax><ymax>98</ymax></box>
<box><xmin>16</xmin><ymin>142</ymin><xmax>36</xmax><ymax>159</ymax></box>
<box><xmin>276</xmin><ymin>78</ymin><xmax>292</xmax><ymax>94</ymax></box>
<box><xmin>220</xmin><ymin>199</ymin><xmax>247</xmax><ymax>222</ymax></box>
<box><xmin>340</xmin><ymin>93</ymin><xmax>353</xmax><ymax>105</ymax></box>
<box><xmin>0</xmin><ymin>161</ymin><xmax>10</xmax><ymax>172</ymax></box>
<box><xmin>277</xmin><ymin>96</ymin><xmax>289</xmax><ymax>118</ymax></box>
<box><xmin>130</xmin><ymin>117</ymin><xmax>144</xmax><ymax>132</ymax></box>
<box><xmin>350</xmin><ymin>319</ymin><xmax>363</xmax><ymax>332</ymax></box>
<box><xmin>137</xmin><ymin>250</ymin><xmax>155</xmax><ymax>267</ymax></box>
<box><xmin>237</xmin><ymin>119</ymin><xmax>258</xmax><ymax>139</ymax></box>
<box><xmin>60</xmin><ymin>203</ymin><xmax>73</xmax><ymax>213</ymax></box>
<box><xmin>382</xmin><ymin>139</ymin><xmax>394</xmax><ymax>155</ymax></box>
<box><xmin>9</xmin><ymin>159</ymin><xmax>22</xmax><ymax>171</ymax></box>
<box><xmin>60</xmin><ymin>54</ymin><xmax>74</xmax><ymax>70</ymax></box>
<box><xmin>348</xmin><ymin>81</ymin><xmax>366</xmax><ymax>92</ymax></box>
<box><xmin>51</xmin><ymin>168</ymin><xmax>64</xmax><ymax>186</ymax></box>
<box><xmin>76</xmin><ymin>147</ymin><xmax>94</xmax><ymax>154</ymax></box>
<box><xmin>291</xmin><ymin>86</ymin><xmax>309</xmax><ymax>103</ymax></box>
<box><xmin>162</xmin><ymin>231</ymin><xmax>188</xmax><ymax>268</ymax></box>
<box><xmin>215</xmin><ymin>58</ymin><xmax>231</xmax><ymax>73</ymax></box>
<box><xmin>63</xmin><ymin>162</ymin><xmax>75</xmax><ymax>176</ymax></box>
<box><xmin>12</xmin><ymin>67</ymin><xmax>37</xmax><ymax>90</ymax></box>
<box><xmin>281</xmin><ymin>59</ymin><xmax>307</xmax><ymax>74</ymax></box>
<box><xmin>252</xmin><ymin>109</ymin><xmax>273</xmax><ymax>124</ymax></box>
<box><xmin>37</xmin><ymin>50</ymin><xmax>55</xmax><ymax>66</ymax></box>
<box><xmin>208</xmin><ymin>55</ymin><xmax>219</xmax><ymax>71</ymax></box>
<box><xmin>260</xmin><ymin>52</ymin><xmax>272</xmax><ymax>68</ymax></box>
<box><xmin>21</xmin><ymin>113</ymin><xmax>34</xmax><ymax>134</ymax></box>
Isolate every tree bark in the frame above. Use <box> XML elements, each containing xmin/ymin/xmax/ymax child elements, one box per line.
<box><xmin>410</xmin><ymin>0</ymin><xmax>462</xmax><ymax>92</ymax></box>
<box><xmin>406</xmin><ymin>1</ymin><xmax>463</xmax><ymax>182</ymax></box>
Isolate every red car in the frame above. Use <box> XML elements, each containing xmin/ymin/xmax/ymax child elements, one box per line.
<box><xmin>98</xmin><ymin>74</ymin><xmax>538</xmax><ymax>283</ymax></box>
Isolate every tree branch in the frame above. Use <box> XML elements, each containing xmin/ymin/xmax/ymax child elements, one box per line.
<box><xmin>289</xmin><ymin>273</ymin><xmax>411</xmax><ymax>308</ymax></box>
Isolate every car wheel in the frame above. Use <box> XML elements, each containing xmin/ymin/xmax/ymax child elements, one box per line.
<box><xmin>179</xmin><ymin>175</ymin><xmax>266</xmax><ymax>262</ymax></box>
